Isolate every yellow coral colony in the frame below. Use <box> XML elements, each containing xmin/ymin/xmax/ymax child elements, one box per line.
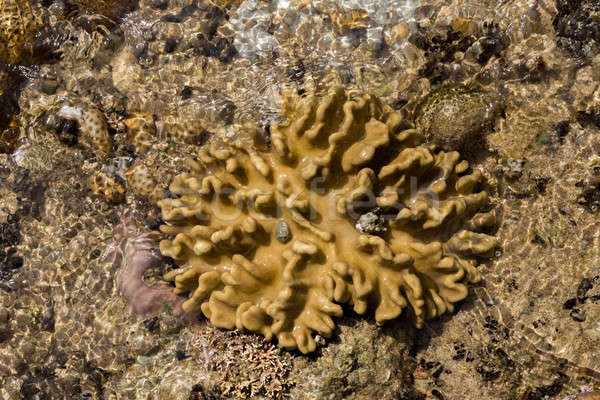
<box><xmin>158</xmin><ymin>87</ymin><xmax>497</xmax><ymax>353</ymax></box>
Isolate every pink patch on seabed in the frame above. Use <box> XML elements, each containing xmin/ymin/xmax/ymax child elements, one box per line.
<box><xmin>106</xmin><ymin>214</ymin><xmax>194</xmax><ymax>323</ymax></box>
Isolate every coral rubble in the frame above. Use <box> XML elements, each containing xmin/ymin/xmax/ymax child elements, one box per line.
<box><xmin>158</xmin><ymin>87</ymin><xmax>497</xmax><ymax>353</ymax></box>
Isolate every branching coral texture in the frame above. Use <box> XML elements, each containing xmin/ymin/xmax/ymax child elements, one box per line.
<box><xmin>158</xmin><ymin>87</ymin><xmax>497</xmax><ymax>353</ymax></box>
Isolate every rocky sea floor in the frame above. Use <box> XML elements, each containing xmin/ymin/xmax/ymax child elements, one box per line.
<box><xmin>1</xmin><ymin>0</ymin><xmax>600</xmax><ymax>399</ymax></box>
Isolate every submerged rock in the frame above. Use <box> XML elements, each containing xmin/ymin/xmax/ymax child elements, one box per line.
<box><xmin>276</xmin><ymin>220</ymin><xmax>291</xmax><ymax>243</ymax></box>
<box><xmin>292</xmin><ymin>318</ymin><xmax>415</xmax><ymax>400</ymax></box>
<box><xmin>414</xmin><ymin>85</ymin><xmax>502</xmax><ymax>157</ymax></box>
<box><xmin>355</xmin><ymin>208</ymin><xmax>387</xmax><ymax>234</ymax></box>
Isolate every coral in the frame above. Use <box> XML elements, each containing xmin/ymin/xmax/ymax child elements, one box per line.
<box><xmin>0</xmin><ymin>65</ymin><xmax>23</xmax><ymax>154</ymax></box>
<box><xmin>330</xmin><ymin>8</ymin><xmax>371</xmax><ymax>34</ymax></box>
<box><xmin>58</xmin><ymin>105</ymin><xmax>113</xmax><ymax>158</ymax></box>
<box><xmin>414</xmin><ymin>85</ymin><xmax>501</xmax><ymax>157</ymax></box>
<box><xmin>158</xmin><ymin>86</ymin><xmax>497</xmax><ymax>353</ymax></box>
<box><xmin>124</xmin><ymin>113</ymin><xmax>155</xmax><ymax>154</ymax></box>
<box><xmin>161</xmin><ymin>115</ymin><xmax>205</xmax><ymax>146</ymax></box>
<box><xmin>0</xmin><ymin>0</ymin><xmax>43</xmax><ymax>64</ymax></box>
<box><xmin>0</xmin><ymin>116</ymin><xmax>20</xmax><ymax>154</ymax></box>
<box><xmin>91</xmin><ymin>171</ymin><xmax>126</xmax><ymax>204</ymax></box>
<box><xmin>125</xmin><ymin>162</ymin><xmax>162</xmax><ymax>201</ymax></box>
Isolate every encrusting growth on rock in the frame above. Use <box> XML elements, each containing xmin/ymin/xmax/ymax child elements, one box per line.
<box><xmin>124</xmin><ymin>113</ymin><xmax>155</xmax><ymax>154</ymax></box>
<box><xmin>92</xmin><ymin>171</ymin><xmax>126</xmax><ymax>204</ymax></box>
<box><xmin>58</xmin><ymin>104</ymin><xmax>113</xmax><ymax>158</ymax></box>
<box><xmin>157</xmin><ymin>86</ymin><xmax>497</xmax><ymax>353</ymax></box>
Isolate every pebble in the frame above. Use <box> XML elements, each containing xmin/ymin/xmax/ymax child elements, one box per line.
<box><xmin>276</xmin><ymin>220</ymin><xmax>291</xmax><ymax>243</ymax></box>
<box><xmin>355</xmin><ymin>208</ymin><xmax>387</xmax><ymax>234</ymax></box>
<box><xmin>413</xmin><ymin>367</ymin><xmax>429</xmax><ymax>379</ymax></box>
<box><xmin>570</xmin><ymin>308</ymin><xmax>586</xmax><ymax>322</ymax></box>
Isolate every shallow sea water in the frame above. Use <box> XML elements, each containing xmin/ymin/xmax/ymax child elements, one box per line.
<box><xmin>1</xmin><ymin>0</ymin><xmax>600</xmax><ymax>399</ymax></box>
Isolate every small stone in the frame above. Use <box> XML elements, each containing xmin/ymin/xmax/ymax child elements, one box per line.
<box><xmin>484</xmin><ymin>298</ymin><xmax>495</xmax><ymax>306</ymax></box>
<box><xmin>89</xmin><ymin>249</ymin><xmax>101</xmax><ymax>259</ymax></box>
<box><xmin>431</xmin><ymin>388</ymin><xmax>445</xmax><ymax>400</ymax></box>
<box><xmin>577</xmin><ymin>278</ymin><xmax>594</xmax><ymax>299</ymax></box>
<box><xmin>0</xmin><ymin>308</ymin><xmax>9</xmax><ymax>341</ymax></box>
<box><xmin>175</xmin><ymin>350</ymin><xmax>188</xmax><ymax>360</ymax></box>
<box><xmin>536</xmin><ymin>131</ymin><xmax>552</xmax><ymax>145</ymax></box>
<box><xmin>276</xmin><ymin>220</ymin><xmax>291</xmax><ymax>243</ymax></box>
<box><xmin>502</xmin><ymin>158</ymin><xmax>525</xmax><ymax>180</ymax></box>
<box><xmin>356</xmin><ymin>208</ymin><xmax>387</xmax><ymax>234</ymax></box>
<box><xmin>143</xmin><ymin>317</ymin><xmax>159</xmax><ymax>332</ymax></box>
<box><xmin>218</xmin><ymin>101</ymin><xmax>236</xmax><ymax>125</ymax></box>
<box><xmin>40</xmin><ymin>77</ymin><xmax>58</xmax><ymax>95</ymax></box>
<box><xmin>164</xmin><ymin>38</ymin><xmax>178</xmax><ymax>53</ymax></box>
<box><xmin>41</xmin><ymin>307</ymin><xmax>55</xmax><ymax>331</ymax></box>
<box><xmin>553</xmin><ymin>120</ymin><xmax>570</xmax><ymax>141</ymax></box>
<box><xmin>63</xmin><ymin>226</ymin><xmax>78</xmax><ymax>239</ymax></box>
<box><xmin>563</xmin><ymin>298</ymin><xmax>577</xmax><ymax>309</ymax></box>
<box><xmin>413</xmin><ymin>367</ymin><xmax>429</xmax><ymax>379</ymax></box>
<box><xmin>570</xmin><ymin>308</ymin><xmax>586</xmax><ymax>322</ymax></box>
<box><xmin>181</xmin><ymin>86</ymin><xmax>193</xmax><ymax>99</ymax></box>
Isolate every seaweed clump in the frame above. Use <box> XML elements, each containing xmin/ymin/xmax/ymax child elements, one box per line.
<box><xmin>158</xmin><ymin>87</ymin><xmax>497</xmax><ymax>353</ymax></box>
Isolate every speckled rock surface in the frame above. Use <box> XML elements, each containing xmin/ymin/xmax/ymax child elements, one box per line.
<box><xmin>1</xmin><ymin>0</ymin><xmax>600</xmax><ymax>398</ymax></box>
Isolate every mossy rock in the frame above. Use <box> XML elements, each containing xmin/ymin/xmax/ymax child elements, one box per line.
<box><xmin>414</xmin><ymin>85</ymin><xmax>502</xmax><ymax>158</ymax></box>
<box><xmin>292</xmin><ymin>318</ymin><xmax>415</xmax><ymax>400</ymax></box>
